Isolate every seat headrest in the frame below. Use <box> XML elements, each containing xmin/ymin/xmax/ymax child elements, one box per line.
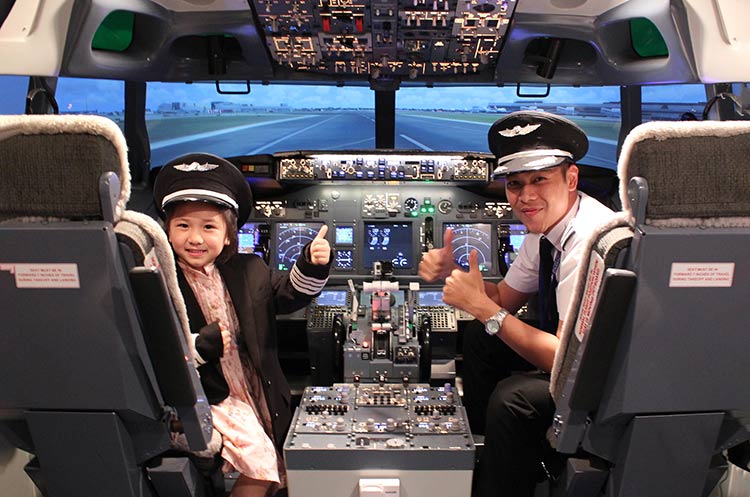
<box><xmin>0</xmin><ymin>115</ymin><xmax>130</xmax><ymax>222</ymax></box>
<box><xmin>618</xmin><ymin>121</ymin><xmax>750</xmax><ymax>226</ymax></box>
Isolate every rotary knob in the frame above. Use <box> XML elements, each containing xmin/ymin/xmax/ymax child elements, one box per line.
<box><xmin>437</xmin><ymin>199</ymin><xmax>453</xmax><ymax>214</ymax></box>
<box><xmin>385</xmin><ymin>438</ymin><xmax>405</xmax><ymax>449</ymax></box>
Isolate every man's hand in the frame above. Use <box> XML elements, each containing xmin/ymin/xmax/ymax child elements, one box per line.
<box><xmin>443</xmin><ymin>249</ymin><xmax>490</xmax><ymax>317</ymax></box>
<box><xmin>418</xmin><ymin>228</ymin><xmax>457</xmax><ymax>282</ymax></box>
<box><xmin>309</xmin><ymin>224</ymin><xmax>331</xmax><ymax>265</ymax></box>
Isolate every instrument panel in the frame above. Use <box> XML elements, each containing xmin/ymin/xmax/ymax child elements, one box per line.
<box><xmin>285</xmin><ymin>383</ymin><xmax>474</xmax><ymax>497</ymax></box>
<box><xmin>234</xmin><ymin>151</ymin><xmax>523</xmax><ymax>280</ymax></box>
<box><xmin>240</xmin><ymin>188</ymin><xmax>523</xmax><ymax>279</ymax></box>
<box><xmin>271</xmin><ymin>151</ymin><xmax>493</xmax><ymax>181</ymax></box>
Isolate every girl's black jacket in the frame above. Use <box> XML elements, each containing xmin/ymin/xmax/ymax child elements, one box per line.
<box><xmin>177</xmin><ymin>247</ymin><xmax>331</xmax><ymax>450</ymax></box>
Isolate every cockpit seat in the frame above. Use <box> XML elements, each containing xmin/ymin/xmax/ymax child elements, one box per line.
<box><xmin>547</xmin><ymin>120</ymin><xmax>750</xmax><ymax>497</ymax></box>
<box><xmin>0</xmin><ymin>114</ymin><xmax>217</xmax><ymax>497</ymax></box>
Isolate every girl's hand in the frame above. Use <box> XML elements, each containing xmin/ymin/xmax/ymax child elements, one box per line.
<box><xmin>309</xmin><ymin>225</ymin><xmax>331</xmax><ymax>265</ymax></box>
<box><xmin>220</xmin><ymin>326</ymin><xmax>234</xmax><ymax>352</ymax></box>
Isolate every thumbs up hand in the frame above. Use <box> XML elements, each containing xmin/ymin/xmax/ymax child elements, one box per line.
<box><xmin>418</xmin><ymin>228</ymin><xmax>457</xmax><ymax>282</ymax></box>
<box><xmin>443</xmin><ymin>250</ymin><xmax>487</xmax><ymax>312</ymax></box>
<box><xmin>309</xmin><ymin>225</ymin><xmax>331</xmax><ymax>265</ymax></box>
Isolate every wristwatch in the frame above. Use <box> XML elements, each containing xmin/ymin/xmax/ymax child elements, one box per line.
<box><xmin>484</xmin><ymin>308</ymin><xmax>509</xmax><ymax>336</ymax></box>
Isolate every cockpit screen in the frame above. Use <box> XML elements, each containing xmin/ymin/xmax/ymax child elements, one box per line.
<box><xmin>275</xmin><ymin>222</ymin><xmax>324</xmax><ymax>271</ymax></box>
<box><xmin>334</xmin><ymin>249</ymin><xmax>354</xmax><ymax>270</ymax></box>
<box><xmin>443</xmin><ymin>223</ymin><xmax>492</xmax><ymax>272</ymax></box>
<box><xmin>503</xmin><ymin>223</ymin><xmax>527</xmax><ymax>267</ymax></box>
<box><xmin>418</xmin><ymin>290</ymin><xmax>448</xmax><ymax>307</ymax></box>
<box><xmin>316</xmin><ymin>290</ymin><xmax>348</xmax><ymax>306</ymax></box>
<box><xmin>363</xmin><ymin>223</ymin><xmax>412</xmax><ymax>269</ymax></box>
<box><xmin>335</xmin><ymin>225</ymin><xmax>354</xmax><ymax>245</ymax></box>
<box><xmin>238</xmin><ymin>222</ymin><xmax>261</xmax><ymax>255</ymax></box>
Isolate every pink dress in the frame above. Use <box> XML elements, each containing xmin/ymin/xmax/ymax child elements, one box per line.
<box><xmin>180</xmin><ymin>262</ymin><xmax>286</xmax><ymax>487</ymax></box>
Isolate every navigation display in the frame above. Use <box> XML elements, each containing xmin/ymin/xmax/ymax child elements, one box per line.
<box><xmin>418</xmin><ymin>290</ymin><xmax>448</xmax><ymax>307</ymax></box>
<box><xmin>316</xmin><ymin>290</ymin><xmax>348</xmax><ymax>306</ymax></box>
<box><xmin>363</xmin><ymin>222</ymin><xmax>413</xmax><ymax>269</ymax></box>
<box><xmin>275</xmin><ymin>222</ymin><xmax>324</xmax><ymax>271</ymax></box>
<box><xmin>444</xmin><ymin>223</ymin><xmax>492</xmax><ymax>272</ymax></box>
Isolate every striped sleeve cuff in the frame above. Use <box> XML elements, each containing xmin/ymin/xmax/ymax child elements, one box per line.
<box><xmin>290</xmin><ymin>263</ymin><xmax>329</xmax><ymax>295</ymax></box>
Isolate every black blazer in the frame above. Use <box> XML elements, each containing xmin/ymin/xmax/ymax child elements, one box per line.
<box><xmin>177</xmin><ymin>250</ymin><xmax>330</xmax><ymax>449</ymax></box>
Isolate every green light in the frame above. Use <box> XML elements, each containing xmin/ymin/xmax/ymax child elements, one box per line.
<box><xmin>427</xmin><ymin>207</ymin><xmax>435</xmax><ymax>213</ymax></box>
<box><xmin>420</xmin><ymin>207</ymin><xmax>426</xmax><ymax>213</ymax></box>
<box><xmin>410</xmin><ymin>211</ymin><xmax>419</xmax><ymax>217</ymax></box>
<box><xmin>630</xmin><ymin>18</ymin><xmax>668</xmax><ymax>58</ymax></box>
<box><xmin>424</xmin><ymin>198</ymin><xmax>432</xmax><ymax>205</ymax></box>
<box><xmin>92</xmin><ymin>11</ymin><xmax>135</xmax><ymax>52</ymax></box>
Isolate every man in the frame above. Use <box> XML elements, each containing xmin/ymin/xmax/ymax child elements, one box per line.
<box><xmin>418</xmin><ymin>111</ymin><xmax>616</xmax><ymax>497</ymax></box>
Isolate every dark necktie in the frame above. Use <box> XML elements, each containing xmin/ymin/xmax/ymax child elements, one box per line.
<box><xmin>538</xmin><ymin>237</ymin><xmax>559</xmax><ymax>333</ymax></box>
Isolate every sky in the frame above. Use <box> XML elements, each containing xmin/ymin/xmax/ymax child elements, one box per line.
<box><xmin>2</xmin><ymin>75</ymin><xmax>708</xmax><ymax>114</ymax></box>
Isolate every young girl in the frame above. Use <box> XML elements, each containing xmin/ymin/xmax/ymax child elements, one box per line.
<box><xmin>153</xmin><ymin>153</ymin><xmax>332</xmax><ymax>497</ymax></box>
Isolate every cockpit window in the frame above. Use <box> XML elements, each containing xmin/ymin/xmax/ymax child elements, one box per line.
<box><xmin>397</xmin><ymin>86</ymin><xmax>622</xmax><ymax>169</ymax></box>
<box><xmin>0</xmin><ymin>76</ymin><xmax>30</xmax><ymax>115</ymax></box>
<box><xmin>47</xmin><ymin>78</ymin><xmax>708</xmax><ymax>172</ymax></box>
<box><xmin>55</xmin><ymin>77</ymin><xmax>124</xmax><ymax>118</ymax></box>
<box><xmin>146</xmin><ymin>82</ymin><xmax>376</xmax><ymax>167</ymax></box>
<box><xmin>641</xmin><ymin>84</ymin><xmax>707</xmax><ymax>123</ymax></box>
<box><xmin>142</xmin><ymin>82</ymin><xmax>625</xmax><ymax>169</ymax></box>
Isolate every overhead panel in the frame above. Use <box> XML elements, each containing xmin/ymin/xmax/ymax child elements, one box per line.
<box><xmin>251</xmin><ymin>0</ymin><xmax>518</xmax><ymax>80</ymax></box>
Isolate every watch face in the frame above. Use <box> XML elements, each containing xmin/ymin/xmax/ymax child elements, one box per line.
<box><xmin>485</xmin><ymin>319</ymin><xmax>500</xmax><ymax>335</ymax></box>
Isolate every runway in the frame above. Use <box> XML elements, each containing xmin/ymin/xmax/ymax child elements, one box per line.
<box><xmin>150</xmin><ymin>111</ymin><xmax>618</xmax><ymax>170</ymax></box>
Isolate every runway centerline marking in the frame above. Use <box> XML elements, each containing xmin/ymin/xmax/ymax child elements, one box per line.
<box><xmin>400</xmin><ymin>134</ymin><xmax>433</xmax><ymax>151</ymax></box>
<box><xmin>249</xmin><ymin>114</ymin><xmax>341</xmax><ymax>154</ymax></box>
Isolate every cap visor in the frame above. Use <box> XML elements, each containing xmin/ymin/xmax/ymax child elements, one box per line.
<box><xmin>162</xmin><ymin>193</ymin><xmax>236</xmax><ymax>212</ymax></box>
<box><xmin>492</xmin><ymin>155</ymin><xmax>568</xmax><ymax>178</ymax></box>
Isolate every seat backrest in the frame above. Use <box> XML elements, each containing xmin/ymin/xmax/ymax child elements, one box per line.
<box><xmin>602</xmin><ymin>121</ymin><xmax>750</xmax><ymax>419</ymax></box>
<box><xmin>0</xmin><ymin>115</ymin><xmax>211</xmax><ymax>497</ymax></box>
<box><xmin>0</xmin><ymin>115</ymin><xmax>130</xmax><ymax>223</ymax></box>
<box><xmin>0</xmin><ymin>115</ymin><xmax>157</xmax><ymax>413</ymax></box>
<box><xmin>548</xmin><ymin>120</ymin><xmax>750</xmax><ymax>497</ymax></box>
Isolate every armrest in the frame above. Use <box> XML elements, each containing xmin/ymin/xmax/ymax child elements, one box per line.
<box><xmin>570</xmin><ymin>269</ymin><xmax>637</xmax><ymax>411</ymax></box>
<box><xmin>129</xmin><ymin>267</ymin><xmax>212</xmax><ymax>451</ymax></box>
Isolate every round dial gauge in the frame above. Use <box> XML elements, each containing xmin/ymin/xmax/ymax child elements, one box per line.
<box><xmin>403</xmin><ymin>197</ymin><xmax>419</xmax><ymax>212</ymax></box>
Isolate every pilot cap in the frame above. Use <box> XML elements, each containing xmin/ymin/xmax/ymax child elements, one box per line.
<box><xmin>153</xmin><ymin>153</ymin><xmax>252</xmax><ymax>227</ymax></box>
<box><xmin>488</xmin><ymin>111</ymin><xmax>588</xmax><ymax>177</ymax></box>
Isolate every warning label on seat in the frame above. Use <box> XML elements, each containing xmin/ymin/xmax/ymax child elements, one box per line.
<box><xmin>669</xmin><ymin>263</ymin><xmax>734</xmax><ymax>288</ymax></box>
<box><xmin>0</xmin><ymin>263</ymin><xmax>80</xmax><ymax>289</ymax></box>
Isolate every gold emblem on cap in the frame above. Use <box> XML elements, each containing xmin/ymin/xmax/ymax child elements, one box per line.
<box><xmin>174</xmin><ymin>162</ymin><xmax>220</xmax><ymax>172</ymax></box>
<box><xmin>498</xmin><ymin>123</ymin><xmax>541</xmax><ymax>138</ymax></box>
